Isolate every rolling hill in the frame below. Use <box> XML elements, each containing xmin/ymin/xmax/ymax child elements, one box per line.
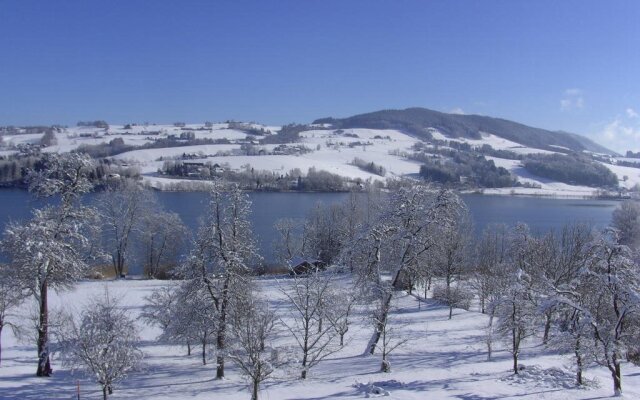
<box><xmin>313</xmin><ymin>107</ymin><xmax>616</xmax><ymax>155</ymax></box>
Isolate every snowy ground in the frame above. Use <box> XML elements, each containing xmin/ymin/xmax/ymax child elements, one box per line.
<box><xmin>1</xmin><ymin>123</ymin><xmax>636</xmax><ymax>197</ymax></box>
<box><xmin>1</xmin><ymin>278</ymin><xmax>638</xmax><ymax>399</ymax></box>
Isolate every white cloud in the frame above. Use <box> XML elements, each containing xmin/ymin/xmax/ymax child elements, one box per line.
<box><xmin>449</xmin><ymin>107</ymin><xmax>465</xmax><ymax>115</ymax></box>
<box><xmin>564</xmin><ymin>88</ymin><xmax>583</xmax><ymax>96</ymax></box>
<box><xmin>560</xmin><ymin>88</ymin><xmax>585</xmax><ymax>111</ymax></box>
<box><xmin>594</xmin><ymin>109</ymin><xmax>640</xmax><ymax>153</ymax></box>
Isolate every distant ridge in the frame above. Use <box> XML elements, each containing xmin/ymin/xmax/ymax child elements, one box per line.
<box><xmin>313</xmin><ymin>107</ymin><xmax>616</xmax><ymax>155</ymax></box>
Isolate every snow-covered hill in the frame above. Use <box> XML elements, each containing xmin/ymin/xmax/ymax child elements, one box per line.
<box><xmin>1</xmin><ymin>120</ymin><xmax>635</xmax><ymax>197</ymax></box>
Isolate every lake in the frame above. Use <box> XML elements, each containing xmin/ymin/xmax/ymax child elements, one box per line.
<box><xmin>0</xmin><ymin>189</ymin><xmax>619</xmax><ymax>270</ymax></box>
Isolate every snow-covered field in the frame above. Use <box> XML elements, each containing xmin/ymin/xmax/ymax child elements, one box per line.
<box><xmin>1</xmin><ymin>123</ymin><xmax>636</xmax><ymax>197</ymax></box>
<box><xmin>1</xmin><ymin>278</ymin><xmax>638</xmax><ymax>399</ymax></box>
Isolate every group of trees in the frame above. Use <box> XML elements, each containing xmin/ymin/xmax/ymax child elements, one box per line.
<box><xmin>523</xmin><ymin>153</ymin><xmax>619</xmax><ymax>187</ymax></box>
<box><xmin>0</xmin><ymin>154</ymin><xmax>186</xmax><ymax>398</ymax></box>
<box><xmin>416</xmin><ymin>150</ymin><xmax>516</xmax><ymax>188</ymax></box>
<box><xmin>0</xmin><ymin>152</ymin><xmax>638</xmax><ymax>398</ymax></box>
<box><xmin>352</xmin><ymin>157</ymin><xmax>386</xmax><ymax>177</ymax></box>
<box><xmin>97</xmin><ymin>179</ymin><xmax>187</xmax><ymax>278</ymax></box>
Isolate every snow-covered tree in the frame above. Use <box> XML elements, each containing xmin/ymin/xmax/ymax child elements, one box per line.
<box><xmin>273</xmin><ymin>218</ymin><xmax>303</xmax><ymax>266</ymax></box>
<box><xmin>141</xmin><ymin>285</ymin><xmax>180</xmax><ymax>340</ymax></box>
<box><xmin>493</xmin><ymin>224</ymin><xmax>540</xmax><ymax>374</ymax></box>
<box><xmin>140</xmin><ymin>209</ymin><xmax>188</xmax><ymax>279</ymax></box>
<box><xmin>0</xmin><ymin>265</ymin><xmax>25</xmax><ymax>366</ymax></box>
<box><xmin>611</xmin><ymin>200</ymin><xmax>640</xmax><ymax>250</ymax></box>
<box><xmin>344</xmin><ymin>186</ymin><xmax>464</xmax><ymax>354</ymax></box>
<box><xmin>431</xmin><ymin>207</ymin><xmax>472</xmax><ymax>319</ymax></box>
<box><xmin>471</xmin><ymin>224</ymin><xmax>509</xmax><ymax>315</ymax></box>
<box><xmin>580</xmin><ymin>232</ymin><xmax>639</xmax><ymax>395</ymax></box>
<box><xmin>0</xmin><ymin>153</ymin><xmax>99</xmax><ymax>376</ymax></box>
<box><xmin>324</xmin><ymin>285</ymin><xmax>357</xmax><ymax>346</ymax></box>
<box><xmin>175</xmin><ymin>282</ymin><xmax>218</xmax><ymax>365</ymax></box>
<box><xmin>143</xmin><ymin>283</ymin><xmax>216</xmax><ymax>361</ymax></box>
<box><xmin>538</xmin><ymin>223</ymin><xmax>593</xmax><ymax>344</ymax></box>
<box><xmin>302</xmin><ymin>202</ymin><xmax>344</xmax><ymax>264</ymax></box>
<box><xmin>97</xmin><ymin>179</ymin><xmax>154</xmax><ymax>278</ymax></box>
<box><xmin>228</xmin><ymin>293</ymin><xmax>278</xmax><ymax>400</ymax></box>
<box><xmin>58</xmin><ymin>290</ymin><xmax>143</xmax><ymax>400</ymax></box>
<box><xmin>178</xmin><ymin>181</ymin><xmax>260</xmax><ymax>379</ymax></box>
<box><xmin>371</xmin><ymin>300</ymin><xmax>409</xmax><ymax>373</ymax></box>
<box><xmin>280</xmin><ymin>268</ymin><xmax>340</xmax><ymax>379</ymax></box>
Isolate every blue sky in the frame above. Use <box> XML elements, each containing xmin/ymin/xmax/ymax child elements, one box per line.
<box><xmin>0</xmin><ymin>1</ymin><xmax>639</xmax><ymax>152</ymax></box>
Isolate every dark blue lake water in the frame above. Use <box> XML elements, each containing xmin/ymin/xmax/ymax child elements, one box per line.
<box><xmin>0</xmin><ymin>189</ymin><xmax>618</xmax><ymax>269</ymax></box>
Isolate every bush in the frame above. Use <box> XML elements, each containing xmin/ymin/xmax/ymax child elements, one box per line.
<box><xmin>432</xmin><ymin>283</ymin><xmax>473</xmax><ymax>311</ymax></box>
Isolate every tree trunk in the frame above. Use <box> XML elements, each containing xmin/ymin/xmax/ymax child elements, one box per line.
<box><xmin>252</xmin><ymin>379</ymin><xmax>259</xmax><ymax>400</ymax></box>
<box><xmin>542</xmin><ymin>311</ymin><xmax>552</xmax><ymax>345</ymax></box>
<box><xmin>612</xmin><ymin>360</ymin><xmax>622</xmax><ymax>396</ymax></box>
<box><xmin>340</xmin><ymin>333</ymin><xmax>345</xmax><ymax>346</ymax></box>
<box><xmin>0</xmin><ymin>325</ymin><xmax>3</xmax><ymax>367</ymax></box>
<box><xmin>301</xmin><ymin>331</ymin><xmax>309</xmax><ymax>379</ymax></box>
<box><xmin>202</xmin><ymin>342</ymin><xmax>207</xmax><ymax>365</ymax></box>
<box><xmin>368</xmin><ymin>293</ymin><xmax>391</xmax><ymax>355</ymax></box>
<box><xmin>103</xmin><ymin>386</ymin><xmax>108</xmax><ymax>400</ymax></box>
<box><xmin>574</xmin><ymin>337</ymin><xmax>583</xmax><ymax>386</ymax></box>
<box><xmin>216</xmin><ymin>279</ymin><xmax>230</xmax><ymax>379</ymax></box>
<box><xmin>446</xmin><ymin>277</ymin><xmax>453</xmax><ymax>320</ymax></box>
<box><xmin>36</xmin><ymin>281</ymin><xmax>52</xmax><ymax>377</ymax></box>
<box><xmin>512</xmin><ymin>326</ymin><xmax>518</xmax><ymax>374</ymax></box>
<box><xmin>187</xmin><ymin>342</ymin><xmax>191</xmax><ymax>356</ymax></box>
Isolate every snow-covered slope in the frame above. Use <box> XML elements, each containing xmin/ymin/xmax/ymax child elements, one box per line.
<box><xmin>1</xmin><ymin>278</ymin><xmax>638</xmax><ymax>399</ymax></box>
<box><xmin>1</xmin><ymin>122</ymin><xmax>633</xmax><ymax>197</ymax></box>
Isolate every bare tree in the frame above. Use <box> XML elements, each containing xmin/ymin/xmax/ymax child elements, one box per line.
<box><xmin>178</xmin><ymin>181</ymin><xmax>260</xmax><ymax>379</ymax></box>
<box><xmin>228</xmin><ymin>293</ymin><xmax>279</xmax><ymax>400</ymax></box>
<box><xmin>273</xmin><ymin>218</ymin><xmax>303</xmax><ymax>266</ymax></box>
<box><xmin>141</xmin><ymin>284</ymin><xmax>180</xmax><ymax>338</ymax></box>
<box><xmin>175</xmin><ymin>282</ymin><xmax>218</xmax><ymax>365</ymax></box>
<box><xmin>58</xmin><ymin>290</ymin><xmax>143</xmax><ymax>400</ymax></box>
<box><xmin>0</xmin><ymin>153</ymin><xmax>99</xmax><ymax>377</ymax></box>
<box><xmin>431</xmin><ymin>208</ymin><xmax>473</xmax><ymax>319</ymax></box>
<box><xmin>493</xmin><ymin>224</ymin><xmax>540</xmax><ymax>374</ymax></box>
<box><xmin>0</xmin><ymin>266</ymin><xmax>24</xmax><ymax>366</ymax></box>
<box><xmin>140</xmin><ymin>210</ymin><xmax>188</xmax><ymax>279</ymax></box>
<box><xmin>371</xmin><ymin>300</ymin><xmax>409</xmax><ymax>373</ymax></box>
<box><xmin>302</xmin><ymin>202</ymin><xmax>344</xmax><ymax>264</ymax></box>
<box><xmin>580</xmin><ymin>232</ymin><xmax>638</xmax><ymax>395</ymax></box>
<box><xmin>343</xmin><ymin>186</ymin><xmax>464</xmax><ymax>354</ymax></box>
<box><xmin>471</xmin><ymin>224</ymin><xmax>509</xmax><ymax>314</ymax></box>
<box><xmin>538</xmin><ymin>223</ymin><xmax>592</xmax><ymax>344</ymax></box>
<box><xmin>611</xmin><ymin>200</ymin><xmax>640</xmax><ymax>250</ymax></box>
<box><xmin>98</xmin><ymin>179</ymin><xmax>153</xmax><ymax>278</ymax></box>
<box><xmin>280</xmin><ymin>269</ymin><xmax>340</xmax><ymax>379</ymax></box>
<box><xmin>324</xmin><ymin>285</ymin><xmax>357</xmax><ymax>346</ymax></box>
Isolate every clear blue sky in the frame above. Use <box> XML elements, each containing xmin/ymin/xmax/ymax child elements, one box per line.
<box><xmin>1</xmin><ymin>1</ymin><xmax>639</xmax><ymax>151</ymax></box>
